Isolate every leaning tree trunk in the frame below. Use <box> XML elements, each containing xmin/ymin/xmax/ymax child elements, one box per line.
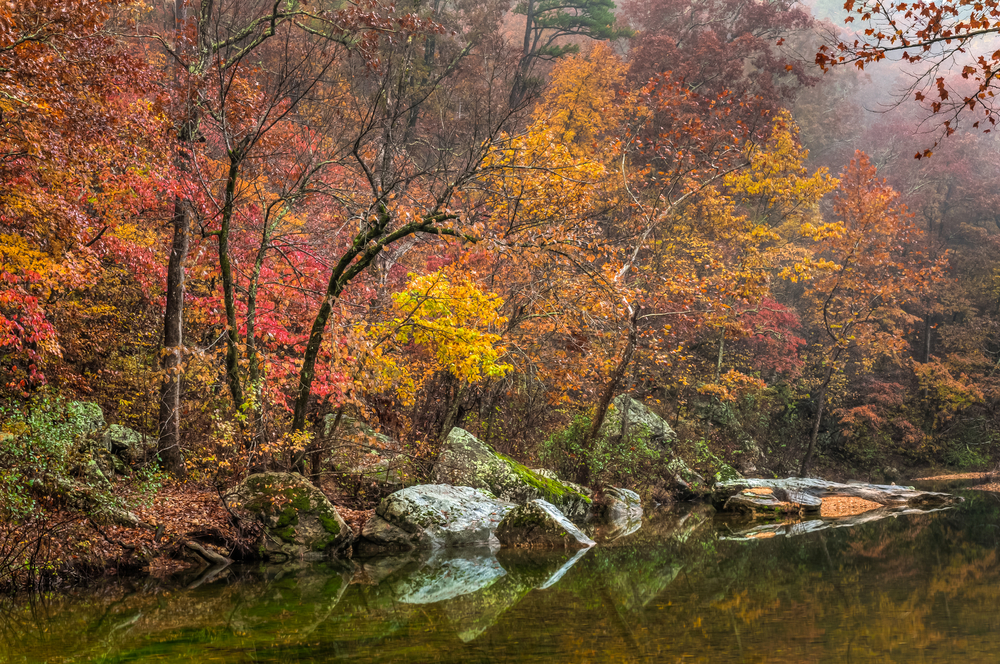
<box><xmin>218</xmin><ymin>153</ymin><xmax>245</xmax><ymax>410</ymax></box>
<box><xmin>799</xmin><ymin>359</ymin><xmax>837</xmax><ymax>477</ymax></box>
<box><xmin>584</xmin><ymin>307</ymin><xmax>640</xmax><ymax>465</ymax></box>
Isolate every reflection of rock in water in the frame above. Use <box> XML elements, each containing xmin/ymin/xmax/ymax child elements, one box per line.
<box><xmin>438</xmin><ymin>546</ymin><xmax>594</xmax><ymax>642</ymax></box>
<box><xmin>588</xmin><ymin>514</ymin><xmax>642</xmax><ymax>542</ymax></box>
<box><xmin>588</xmin><ymin>548</ymin><xmax>683</xmax><ymax>612</ymax></box>
<box><xmin>441</xmin><ymin>574</ymin><xmax>533</xmax><ymax>642</ymax></box>
<box><xmin>497</xmin><ymin>546</ymin><xmax>592</xmax><ymax>588</ymax></box>
<box><xmin>229</xmin><ymin>562</ymin><xmax>354</xmax><ymax>637</ymax></box>
<box><xmin>563</xmin><ymin>505</ymin><xmax>718</xmax><ymax>614</ymax></box>
<box><xmin>344</xmin><ymin>541</ymin><xmax>596</xmax><ymax>642</ymax></box>
<box><xmin>395</xmin><ymin>547</ymin><xmax>506</xmax><ymax>604</ymax></box>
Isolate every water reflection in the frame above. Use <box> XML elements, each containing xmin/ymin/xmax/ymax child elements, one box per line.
<box><xmin>2</xmin><ymin>490</ymin><xmax>999</xmax><ymax>663</ymax></box>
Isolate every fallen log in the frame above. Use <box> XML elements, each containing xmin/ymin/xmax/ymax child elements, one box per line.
<box><xmin>714</xmin><ymin>477</ymin><xmax>962</xmax><ymax>515</ymax></box>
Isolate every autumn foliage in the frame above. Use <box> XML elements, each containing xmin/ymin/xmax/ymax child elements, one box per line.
<box><xmin>3</xmin><ymin>0</ymin><xmax>1000</xmax><ymax>528</ymax></box>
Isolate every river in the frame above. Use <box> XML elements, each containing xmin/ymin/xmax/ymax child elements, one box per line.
<box><xmin>2</xmin><ymin>479</ymin><xmax>997</xmax><ymax>663</ymax></box>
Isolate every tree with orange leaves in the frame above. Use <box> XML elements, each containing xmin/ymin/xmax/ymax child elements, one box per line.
<box><xmin>797</xmin><ymin>152</ymin><xmax>944</xmax><ymax>476</ymax></box>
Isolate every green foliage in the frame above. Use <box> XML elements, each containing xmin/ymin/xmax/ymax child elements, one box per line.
<box><xmin>944</xmin><ymin>439</ymin><xmax>992</xmax><ymax>470</ymax></box>
<box><xmin>514</xmin><ymin>0</ymin><xmax>633</xmax><ymax>61</ymax></box>
<box><xmin>0</xmin><ymin>398</ymin><xmax>85</xmax><ymax>521</ymax></box>
<box><xmin>540</xmin><ymin>412</ymin><xmax>667</xmax><ymax>486</ymax></box>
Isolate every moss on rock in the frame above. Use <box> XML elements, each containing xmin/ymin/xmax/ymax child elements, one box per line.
<box><xmin>432</xmin><ymin>428</ymin><xmax>592</xmax><ymax>522</ymax></box>
<box><xmin>232</xmin><ymin>472</ymin><xmax>352</xmax><ymax>562</ymax></box>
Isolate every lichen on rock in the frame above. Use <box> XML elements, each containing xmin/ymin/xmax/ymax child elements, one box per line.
<box><xmin>359</xmin><ymin>484</ymin><xmax>514</xmax><ymax>553</ymax></box>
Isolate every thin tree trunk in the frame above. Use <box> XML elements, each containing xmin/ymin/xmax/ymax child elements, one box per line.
<box><xmin>924</xmin><ymin>312</ymin><xmax>932</xmax><ymax>363</ymax></box>
<box><xmin>799</xmin><ymin>362</ymin><xmax>836</xmax><ymax>477</ymax></box>
<box><xmin>157</xmin><ymin>195</ymin><xmax>190</xmax><ymax>476</ymax></box>
<box><xmin>509</xmin><ymin>0</ymin><xmax>535</xmax><ymax>107</ymax></box>
<box><xmin>218</xmin><ymin>155</ymin><xmax>244</xmax><ymax>410</ymax></box>
<box><xmin>585</xmin><ymin>306</ymin><xmax>640</xmax><ymax>451</ymax></box>
<box><xmin>156</xmin><ymin>0</ymin><xmax>192</xmax><ymax>477</ymax></box>
<box><xmin>440</xmin><ymin>383</ymin><xmax>467</xmax><ymax>442</ymax></box>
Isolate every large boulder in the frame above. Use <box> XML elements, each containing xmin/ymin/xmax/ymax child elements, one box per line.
<box><xmin>323</xmin><ymin>416</ymin><xmax>419</xmax><ymax>490</ymax></box>
<box><xmin>346</xmin><ymin>454</ymin><xmax>420</xmax><ymax>489</ymax></box>
<box><xmin>360</xmin><ymin>484</ymin><xmax>514</xmax><ymax>553</ymax></box>
<box><xmin>103</xmin><ymin>424</ymin><xmax>155</xmax><ymax>466</ymax></box>
<box><xmin>60</xmin><ymin>401</ymin><xmax>114</xmax><ymax>482</ymax></box>
<box><xmin>495</xmin><ymin>499</ymin><xmax>596</xmax><ymax>549</ymax></box>
<box><xmin>596</xmin><ymin>396</ymin><xmax>715</xmax><ymax>496</ymax></box>
<box><xmin>596</xmin><ymin>395</ymin><xmax>676</xmax><ymax>446</ymax></box>
<box><xmin>229</xmin><ymin>472</ymin><xmax>354</xmax><ymax>562</ymax></box>
<box><xmin>432</xmin><ymin>428</ymin><xmax>592</xmax><ymax>522</ymax></box>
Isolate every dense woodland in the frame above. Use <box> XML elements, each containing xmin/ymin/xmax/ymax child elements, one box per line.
<box><xmin>4</xmin><ymin>0</ymin><xmax>1000</xmax><ymax>582</ymax></box>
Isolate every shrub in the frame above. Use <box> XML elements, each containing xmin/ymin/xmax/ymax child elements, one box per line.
<box><xmin>540</xmin><ymin>412</ymin><xmax>670</xmax><ymax>487</ymax></box>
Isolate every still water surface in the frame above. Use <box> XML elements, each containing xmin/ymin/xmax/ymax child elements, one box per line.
<box><xmin>2</xmin><ymin>480</ymin><xmax>998</xmax><ymax>663</ymax></box>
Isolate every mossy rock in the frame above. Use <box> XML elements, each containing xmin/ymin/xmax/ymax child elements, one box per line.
<box><xmin>431</xmin><ymin>428</ymin><xmax>592</xmax><ymax>522</ymax></box>
<box><xmin>67</xmin><ymin>401</ymin><xmax>106</xmax><ymax>441</ymax></box>
<box><xmin>713</xmin><ymin>462</ymin><xmax>743</xmax><ymax>484</ymax></box>
<box><xmin>103</xmin><ymin>424</ymin><xmax>155</xmax><ymax>465</ymax></box>
<box><xmin>231</xmin><ymin>472</ymin><xmax>354</xmax><ymax>562</ymax></box>
<box><xmin>596</xmin><ymin>395</ymin><xmax>676</xmax><ymax>450</ymax></box>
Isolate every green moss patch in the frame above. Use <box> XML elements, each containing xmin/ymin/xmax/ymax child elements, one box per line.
<box><xmin>497</xmin><ymin>453</ymin><xmax>591</xmax><ymax>505</ymax></box>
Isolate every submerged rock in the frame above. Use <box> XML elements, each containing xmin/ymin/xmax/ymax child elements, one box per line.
<box><xmin>359</xmin><ymin>484</ymin><xmax>513</xmax><ymax>553</ymax></box>
<box><xmin>229</xmin><ymin>472</ymin><xmax>354</xmax><ymax>562</ymax></box>
<box><xmin>495</xmin><ymin>499</ymin><xmax>596</xmax><ymax>549</ymax></box>
<box><xmin>431</xmin><ymin>428</ymin><xmax>592</xmax><ymax>521</ymax></box>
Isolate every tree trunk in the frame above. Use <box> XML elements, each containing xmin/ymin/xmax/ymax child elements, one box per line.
<box><xmin>509</xmin><ymin>0</ymin><xmax>535</xmax><ymax>107</ymax></box>
<box><xmin>585</xmin><ymin>306</ymin><xmax>640</xmax><ymax>452</ymax></box>
<box><xmin>799</xmin><ymin>362</ymin><xmax>835</xmax><ymax>477</ymax></box>
<box><xmin>440</xmin><ymin>383</ymin><xmax>467</xmax><ymax>442</ymax></box>
<box><xmin>157</xmin><ymin>196</ymin><xmax>190</xmax><ymax>476</ymax></box>
<box><xmin>218</xmin><ymin>154</ymin><xmax>244</xmax><ymax>410</ymax></box>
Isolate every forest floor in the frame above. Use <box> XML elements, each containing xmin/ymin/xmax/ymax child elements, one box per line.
<box><xmin>2</xmin><ymin>479</ymin><xmax>379</xmax><ymax>589</ymax></box>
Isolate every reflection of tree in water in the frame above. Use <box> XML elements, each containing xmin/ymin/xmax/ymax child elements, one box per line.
<box><xmin>1</xmin><ymin>492</ymin><xmax>999</xmax><ymax>662</ymax></box>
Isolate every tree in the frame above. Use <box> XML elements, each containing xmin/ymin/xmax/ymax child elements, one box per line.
<box><xmin>796</xmin><ymin>152</ymin><xmax>943</xmax><ymax>476</ymax></box>
<box><xmin>509</xmin><ymin>0</ymin><xmax>632</xmax><ymax>105</ymax></box>
<box><xmin>0</xmin><ymin>1</ymin><xmax>172</xmax><ymax>400</ymax></box>
<box><xmin>624</xmin><ymin>0</ymin><xmax>813</xmax><ymax>121</ymax></box>
<box><xmin>286</xmin><ymin>4</ymin><xmax>521</xmax><ymax>440</ymax></box>
<box><xmin>142</xmin><ymin>0</ymin><xmax>455</xmax><ymax>471</ymax></box>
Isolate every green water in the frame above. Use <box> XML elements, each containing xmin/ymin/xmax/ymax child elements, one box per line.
<box><xmin>3</xmin><ymin>482</ymin><xmax>999</xmax><ymax>663</ymax></box>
